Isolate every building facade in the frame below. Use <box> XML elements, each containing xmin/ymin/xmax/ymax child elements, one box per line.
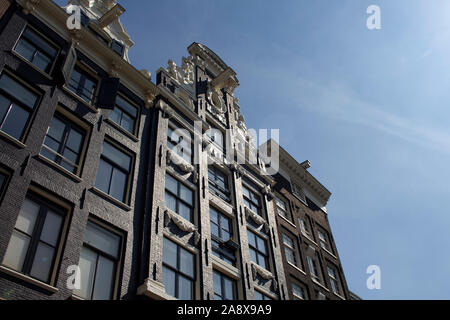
<box><xmin>0</xmin><ymin>0</ymin><xmax>353</xmax><ymax>300</ymax></box>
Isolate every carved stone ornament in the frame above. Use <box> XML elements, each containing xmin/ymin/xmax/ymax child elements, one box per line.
<box><xmin>245</xmin><ymin>207</ymin><xmax>266</xmax><ymax>226</ymax></box>
<box><xmin>69</xmin><ymin>29</ymin><xmax>85</xmax><ymax>47</ymax></box>
<box><xmin>109</xmin><ymin>59</ymin><xmax>122</xmax><ymax>77</ymax></box>
<box><xmin>251</xmin><ymin>263</ymin><xmax>277</xmax><ymax>289</ymax></box>
<box><xmin>22</xmin><ymin>0</ymin><xmax>40</xmax><ymax>15</ymax></box>
<box><xmin>164</xmin><ymin>209</ymin><xmax>200</xmax><ymax>245</ymax></box>
<box><xmin>167</xmin><ymin>57</ymin><xmax>194</xmax><ymax>86</ymax></box>
<box><xmin>166</xmin><ymin>149</ymin><xmax>194</xmax><ymax>173</ymax></box>
<box><xmin>175</xmin><ymin>87</ymin><xmax>194</xmax><ymax>110</ymax></box>
<box><xmin>145</xmin><ymin>88</ymin><xmax>157</xmax><ymax>107</ymax></box>
<box><xmin>156</xmin><ymin>101</ymin><xmax>173</xmax><ymax>119</ymax></box>
<box><xmin>207</xmin><ymin>84</ymin><xmax>227</xmax><ymax>114</ymax></box>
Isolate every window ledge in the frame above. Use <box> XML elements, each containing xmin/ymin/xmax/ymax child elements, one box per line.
<box><xmin>0</xmin><ymin>265</ymin><xmax>58</xmax><ymax>293</ymax></box>
<box><xmin>212</xmin><ymin>254</ymin><xmax>240</xmax><ymax>279</ymax></box>
<box><xmin>287</xmin><ymin>262</ymin><xmax>307</xmax><ymax>276</ymax></box>
<box><xmin>90</xmin><ymin>187</ymin><xmax>132</xmax><ymax>211</ymax></box>
<box><xmin>278</xmin><ymin>213</ymin><xmax>296</xmax><ymax>228</ymax></box>
<box><xmin>0</xmin><ymin>130</ymin><xmax>26</xmax><ymax>149</ymax></box>
<box><xmin>9</xmin><ymin>50</ymin><xmax>54</xmax><ymax>81</ymax></box>
<box><xmin>137</xmin><ymin>278</ymin><xmax>177</xmax><ymax>300</ymax></box>
<box><xmin>37</xmin><ymin>154</ymin><xmax>83</xmax><ymax>183</ymax></box>
<box><xmin>61</xmin><ymin>86</ymin><xmax>98</xmax><ymax>113</ymax></box>
<box><xmin>301</xmin><ymin>232</ymin><xmax>317</xmax><ymax>245</ymax></box>
<box><xmin>70</xmin><ymin>294</ymin><xmax>85</xmax><ymax>301</ymax></box>
<box><xmin>332</xmin><ymin>292</ymin><xmax>346</xmax><ymax>300</ymax></box>
<box><xmin>322</xmin><ymin>248</ymin><xmax>338</xmax><ymax>260</ymax></box>
<box><xmin>311</xmin><ymin>278</ymin><xmax>330</xmax><ymax>292</ymax></box>
<box><xmin>104</xmin><ymin>118</ymin><xmax>139</xmax><ymax>143</ymax></box>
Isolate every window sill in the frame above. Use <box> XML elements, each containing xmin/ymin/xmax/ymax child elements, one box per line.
<box><xmin>211</xmin><ymin>254</ymin><xmax>240</xmax><ymax>279</ymax></box>
<box><xmin>332</xmin><ymin>292</ymin><xmax>346</xmax><ymax>300</ymax></box>
<box><xmin>9</xmin><ymin>50</ymin><xmax>54</xmax><ymax>81</ymax></box>
<box><xmin>301</xmin><ymin>232</ymin><xmax>317</xmax><ymax>245</ymax></box>
<box><xmin>0</xmin><ymin>130</ymin><xmax>26</xmax><ymax>149</ymax></box>
<box><xmin>90</xmin><ymin>187</ymin><xmax>132</xmax><ymax>212</ymax></box>
<box><xmin>37</xmin><ymin>154</ymin><xmax>83</xmax><ymax>183</ymax></box>
<box><xmin>70</xmin><ymin>294</ymin><xmax>85</xmax><ymax>301</ymax></box>
<box><xmin>287</xmin><ymin>262</ymin><xmax>307</xmax><ymax>276</ymax></box>
<box><xmin>61</xmin><ymin>86</ymin><xmax>98</xmax><ymax>113</ymax></box>
<box><xmin>322</xmin><ymin>247</ymin><xmax>338</xmax><ymax>260</ymax></box>
<box><xmin>0</xmin><ymin>265</ymin><xmax>58</xmax><ymax>293</ymax></box>
<box><xmin>311</xmin><ymin>278</ymin><xmax>330</xmax><ymax>292</ymax></box>
<box><xmin>278</xmin><ymin>213</ymin><xmax>296</xmax><ymax>228</ymax></box>
<box><xmin>104</xmin><ymin>119</ymin><xmax>140</xmax><ymax>143</ymax></box>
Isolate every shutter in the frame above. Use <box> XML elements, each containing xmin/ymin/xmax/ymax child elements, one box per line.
<box><xmin>61</xmin><ymin>45</ymin><xmax>77</xmax><ymax>84</ymax></box>
<box><xmin>97</xmin><ymin>77</ymin><xmax>120</xmax><ymax>109</ymax></box>
<box><xmin>111</xmin><ymin>39</ymin><xmax>125</xmax><ymax>58</ymax></box>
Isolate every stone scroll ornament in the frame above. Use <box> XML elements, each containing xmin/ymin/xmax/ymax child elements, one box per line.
<box><xmin>251</xmin><ymin>263</ymin><xmax>278</xmax><ymax>290</ymax></box>
<box><xmin>164</xmin><ymin>209</ymin><xmax>200</xmax><ymax>245</ymax></box>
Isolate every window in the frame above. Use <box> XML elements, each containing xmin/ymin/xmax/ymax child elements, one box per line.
<box><xmin>110</xmin><ymin>95</ymin><xmax>138</xmax><ymax>134</ymax></box>
<box><xmin>165</xmin><ymin>174</ymin><xmax>194</xmax><ymax>222</ymax></box>
<box><xmin>3</xmin><ymin>195</ymin><xmax>66</xmax><ymax>284</ymax></box>
<box><xmin>282</xmin><ymin>233</ymin><xmax>299</xmax><ymax>267</ymax></box>
<box><xmin>162</xmin><ymin>237</ymin><xmax>195</xmax><ymax>300</ymax></box>
<box><xmin>40</xmin><ymin>113</ymin><xmax>86</xmax><ymax>174</ymax></box>
<box><xmin>206</xmin><ymin>126</ymin><xmax>224</xmax><ymax>150</ymax></box>
<box><xmin>15</xmin><ymin>27</ymin><xmax>58</xmax><ymax>73</ymax></box>
<box><xmin>299</xmin><ymin>215</ymin><xmax>313</xmax><ymax>239</ymax></box>
<box><xmin>242</xmin><ymin>185</ymin><xmax>261</xmax><ymax>216</ymax></box>
<box><xmin>74</xmin><ymin>221</ymin><xmax>122</xmax><ymax>300</ymax></box>
<box><xmin>275</xmin><ymin>196</ymin><xmax>290</xmax><ymax>219</ymax></box>
<box><xmin>167</xmin><ymin>125</ymin><xmax>192</xmax><ymax>164</ymax></box>
<box><xmin>68</xmin><ymin>65</ymin><xmax>97</xmax><ymax>104</ymax></box>
<box><xmin>111</xmin><ymin>40</ymin><xmax>125</xmax><ymax>58</ymax></box>
<box><xmin>213</xmin><ymin>270</ymin><xmax>236</xmax><ymax>300</ymax></box>
<box><xmin>327</xmin><ymin>265</ymin><xmax>342</xmax><ymax>296</ymax></box>
<box><xmin>306</xmin><ymin>253</ymin><xmax>322</xmax><ymax>283</ymax></box>
<box><xmin>247</xmin><ymin>230</ymin><xmax>269</xmax><ymax>270</ymax></box>
<box><xmin>253</xmin><ymin>290</ymin><xmax>272</xmax><ymax>300</ymax></box>
<box><xmin>291</xmin><ymin>182</ymin><xmax>307</xmax><ymax>204</ymax></box>
<box><xmin>208</xmin><ymin>166</ymin><xmax>230</xmax><ymax>202</ymax></box>
<box><xmin>95</xmin><ymin>141</ymin><xmax>132</xmax><ymax>203</ymax></box>
<box><xmin>318</xmin><ymin>228</ymin><xmax>332</xmax><ymax>252</ymax></box>
<box><xmin>210</xmin><ymin>207</ymin><xmax>235</xmax><ymax>265</ymax></box>
<box><xmin>0</xmin><ymin>72</ymin><xmax>39</xmax><ymax>141</ymax></box>
<box><xmin>292</xmin><ymin>282</ymin><xmax>308</xmax><ymax>300</ymax></box>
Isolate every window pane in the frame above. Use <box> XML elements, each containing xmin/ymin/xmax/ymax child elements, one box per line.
<box><xmin>0</xmin><ymin>74</ymin><xmax>38</xmax><ymax>107</ymax></box>
<box><xmin>165</xmin><ymin>174</ymin><xmax>178</xmax><ymax>195</ymax></box>
<box><xmin>178</xmin><ymin>202</ymin><xmax>192</xmax><ymax>221</ymax></box>
<box><xmin>102</xmin><ymin>142</ymin><xmax>130</xmax><ymax>171</ymax></box>
<box><xmin>15</xmin><ymin>39</ymin><xmax>35</xmax><ymax>61</ymax></box>
<box><xmin>257</xmin><ymin>237</ymin><xmax>267</xmax><ymax>254</ymax></box>
<box><xmin>23</xmin><ymin>28</ymin><xmax>57</xmax><ymax>58</ymax></box>
<box><xmin>84</xmin><ymin>222</ymin><xmax>121</xmax><ymax>258</ymax></box>
<box><xmin>210</xmin><ymin>223</ymin><xmax>219</xmax><ymax>237</ymax></box>
<box><xmin>47</xmin><ymin>117</ymin><xmax>66</xmax><ymax>143</ymax></box>
<box><xmin>249</xmin><ymin>248</ymin><xmax>257</xmax><ymax>264</ymax></box>
<box><xmin>162</xmin><ymin>238</ymin><xmax>177</xmax><ymax>268</ymax></box>
<box><xmin>95</xmin><ymin>159</ymin><xmax>113</xmax><ymax>194</ymax></box>
<box><xmin>116</xmin><ymin>96</ymin><xmax>137</xmax><ymax>117</ymax></box>
<box><xmin>179</xmin><ymin>247</ymin><xmax>194</xmax><ymax>277</ymax></box>
<box><xmin>1</xmin><ymin>104</ymin><xmax>30</xmax><ymax>140</ymax></box>
<box><xmin>162</xmin><ymin>266</ymin><xmax>176</xmax><ymax>297</ymax></box>
<box><xmin>223</xmin><ymin>277</ymin><xmax>235</xmax><ymax>300</ymax></box>
<box><xmin>92</xmin><ymin>256</ymin><xmax>115</xmax><ymax>300</ymax></box>
<box><xmin>75</xmin><ymin>247</ymin><xmax>97</xmax><ymax>299</ymax></box>
<box><xmin>30</xmin><ymin>242</ymin><xmax>54</xmax><ymax>282</ymax></box>
<box><xmin>40</xmin><ymin>210</ymin><xmax>63</xmax><ymax>246</ymax></box>
<box><xmin>33</xmin><ymin>51</ymin><xmax>52</xmax><ymax>72</ymax></box>
<box><xmin>110</xmin><ymin>168</ymin><xmax>127</xmax><ymax>202</ymax></box>
<box><xmin>120</xmin><ymin>112</ymin><xmax>134</xmax><ymax>133</ymax></box>
<box><xmin>178</xmin><ymin>275</ymin><xmax>193</xmax><ymax>300</ymax></box>
<box><xmin>179</xmin><ymin>184</ymin><xmax>192</xmax><ymax>205</ymax></box>
<box><xmin>15</xmin><ymin>198</ymin><xmax>39</xmax><ymax>235</ymax></box>
<box><xmin>110</xmin><ymin>108</ymin><xmax>121</xmax><ymax>126</ymax></box>
<box><xmin>165</xmin><ymin>192</ymin><xmax>177</xmax><ymax>212</ymax></box>
<box><xmin>66</xmin><ymin>129</ymin><xmax>83</xmax><ymax>153</ymax></box>
<box><xmin>257</xmin><ymin>253</ymin><xmax>267</xmax><ymax>269</ymax></box>
<box><xmin>3</xmin><ymin>230</ymin><xmax>30</xmax><ymax>271</ymax></box>
<box><xmin>247</xmin><ymin>231</ymin><xmax>255</xmax><ymax>247</ymax></box>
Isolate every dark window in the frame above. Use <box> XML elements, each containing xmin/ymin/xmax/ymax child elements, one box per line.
<box><xmin>80</xmin><ymin>10</ymin><xmax>90</xmax><ymax>27</ymax></box>
<box><xmin>275</xmin><ymin>196</ymin><xmax>290</xmax><ymax>220</ymax></box>
<box><xmin>162</xmin><ymin>237</ymin><xmax>195</xmax><ymax>300</ymax></box>
<box><xmin>40</xmin><ymin>113</ymin><xmax>86</xmax><ymax>174</ymax></box>
<box><xmin>242</xmin><ymin>185</ymin><xmax>261</xmax><ymax>216</ymax></box>
<box><xmin>89</xmin><ymin>27</ymin><xmax>109</xmax><ymax>46</ymax></box>
<box><xmin>0</xmin><ymin>73</ymin><xmax>39</xmax><ymax>141</ymax></box>
<box><xmin>110</xmin><ymin>95</ymin><xmax>138</xmax><ymax>134</ymax></box>
<box><xmin>213</xmin><ymin>270</ymin><xmax>236</xmax><ymax>300</ymax></box>
<box><xmin>165</xmin><ymin>174</ymin><xmax>194</xmax><ymax>222</ymax></box>
<box><xmin>210</xmin><ymin>207</ymin><xmax>235</xmax><ymax>265</ymax></box>
<box><xmin>3</xmin><ymin>195</ymin><xmax>66</xmax><ymax>284</ymax></box>
<box><xmin>74</xmin><ymin>221</ymin><xmax>122</xmax><ymax>300</ymax></box>
<box><xmin>208</xmin><ymin>166</ymin><xmax>230</xmax><ymax>202</ymax></box>
<box><xmin>68</xmin><ymin>66</ymin><xmax>97</xmax><ymax>104</ymax></box>
<box><xmin>111</xmin><ymin>40</ymin><xmax>125</xmax><ymax>58</ymax></box>
<box><xmin>206</xmin><ymin>126</ymin><xmax>224</xmax><ymax>150</ymax></box>
<box><xmin>306</xmin><ymin>252</ymin><xmax>322</xmax><ymax>283</ymax></box>
<box><xmin>282</xmin><ymin>233</ymin><xmax>299</xmax><ymax>267</ymax></box>
<box><xmin>95</xmin><ymin>141</ymin><xmax>132</xmax><ymax>203</ymax></box>
<box><xmin>292</xmin><ymin>282</ymin><xmax>308</xmax><ymax>300</ymax></box>
<box><xmin>253</xmin><ymin>290</ymin><xmax>272</xmax><ymax>300</ymax></box>
<box><xmin>15</xmin><ymin>27</ymin><xmax>58</xmax><ymax>73</ymax></box>
<box><xmin>167</xmin><ymin>125</ymin><xmax>192</xmax><ymax>164</ymax></box>
<box><xmin>247</xmin><ymin>230</ymin><xmax>269</xmax><ymax>270</ymax></box>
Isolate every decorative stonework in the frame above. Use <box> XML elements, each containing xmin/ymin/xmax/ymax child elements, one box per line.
<box><xmin>167</xmin><ymin>57</ymin><xmax>195</xmax><ymax>86</ymax></box>
<box><xmin>245</xmin><ymin>207</ymin><xmax>266</xmax><ymax>226</ymax></box>
<box><xmin>22</xmin><ymin>0</ymin><xmax>40</xmax><ymax>15</ymax></box>
<box><xmin>251</xmin><ymin>263</ymin><xmax>278</xmax><ymax>289</ymax></box>
<box><xmin>166</xmin><ymin>149</ymin><xmax>195</xmax><ymax>173</ymax></box>
<box><xmin>69</xmin><ymin>29</ymin><xmax>86</xmax><ymax>47</ymax></box>
<box><xmin>164</xmin><ymin>209</ymin><xmax>200</xmax><ymax>245</ymax></box>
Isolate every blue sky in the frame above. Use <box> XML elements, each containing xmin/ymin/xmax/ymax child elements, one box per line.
<box><xmin>58</xmin><ymin>0</ymin><xmax>450</xmax><ymax>299</ymax></box>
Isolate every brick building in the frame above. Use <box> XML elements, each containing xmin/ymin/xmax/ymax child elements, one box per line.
<box><xmin>0</xmin><ymin>0</ymin><xmax>353</xmax><ymax>300</ymax></box>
